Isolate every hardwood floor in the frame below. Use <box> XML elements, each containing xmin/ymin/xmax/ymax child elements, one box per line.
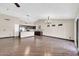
<box><xmin>0</xmin><ymin>36</ymin><xmax>78</xmax><ymax>56</ymax></box>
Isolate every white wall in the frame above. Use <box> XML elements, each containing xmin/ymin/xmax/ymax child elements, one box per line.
<box><xmin>0</xmin><ymin>13</ymin><xmax>27</xmax><ymax>38</ymax></box>
<box><xmin>0</xmin><ymin>13</ymin><xmax>75</xmax><ymax>40</ymax></box>
<box><xmin>35</xmin><ymin>19</ymin><xmax>74</xmax><ymax>40</ymax></box>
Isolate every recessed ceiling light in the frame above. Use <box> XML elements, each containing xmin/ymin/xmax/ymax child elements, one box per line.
<box><xmin>26</xmin><ymin>15</ymin><xmax>30</xmax><ymax>16</ymax></box>
<box><xmin>6</xmin><ymin>8</ymin><xmax>9</xmax><ymax>11</ymax></box>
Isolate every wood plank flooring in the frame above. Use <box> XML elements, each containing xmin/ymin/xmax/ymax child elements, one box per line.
<box><xmin>0</xmin><ymin>36</ymin><xmax>78</xmax><ymax>56</ymax></box>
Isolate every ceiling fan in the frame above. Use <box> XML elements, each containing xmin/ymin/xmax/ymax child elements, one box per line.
<box><xmin>14</xmin><ymin>3</ymin><xmax>20</xmax><ymax>7</ymax></box>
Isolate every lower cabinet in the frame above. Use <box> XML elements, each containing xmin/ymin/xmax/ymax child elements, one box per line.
<box><xmin>34</xmin><ymin>31</ymin><xmax>43</xmax><ymax>36</ymax></box>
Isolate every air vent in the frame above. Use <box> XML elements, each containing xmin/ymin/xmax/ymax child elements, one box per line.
<box><xmin>4</xmin><ymin>19</ymin><xmax>10</xmax><ymax>21</ymax></box>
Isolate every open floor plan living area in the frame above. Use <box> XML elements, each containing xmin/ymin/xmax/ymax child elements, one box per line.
<box><xmin>0</xmin><ymin>3</ymin><xmax>79</xmax><ymax>56</ymax></box>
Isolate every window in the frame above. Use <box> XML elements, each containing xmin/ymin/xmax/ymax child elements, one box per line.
<box><xmin>52</xmin><ymin>24</ymin><xmax>55</xmax><ymax>27</ymax></box>
<box><xmin>47</xmin><ymin>25</ymin><xmax>50</xmax><ymax>27</ymax></box>
<box><xmin>58</xmin><ymin>24</ymin><xmax>63</xmax><ymax>26</ymax></box>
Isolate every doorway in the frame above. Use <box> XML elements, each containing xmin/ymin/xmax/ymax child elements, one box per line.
<box><xmin>76</xmin><ymin>19</ymin><xmax>78</xmax><ymax>48</ymax></box>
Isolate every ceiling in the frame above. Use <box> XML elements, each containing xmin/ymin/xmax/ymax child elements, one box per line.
<box><xmin>0</xmin><ymin>3</ymin><xmax>79</xmax><ymax>22</ymax></box>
